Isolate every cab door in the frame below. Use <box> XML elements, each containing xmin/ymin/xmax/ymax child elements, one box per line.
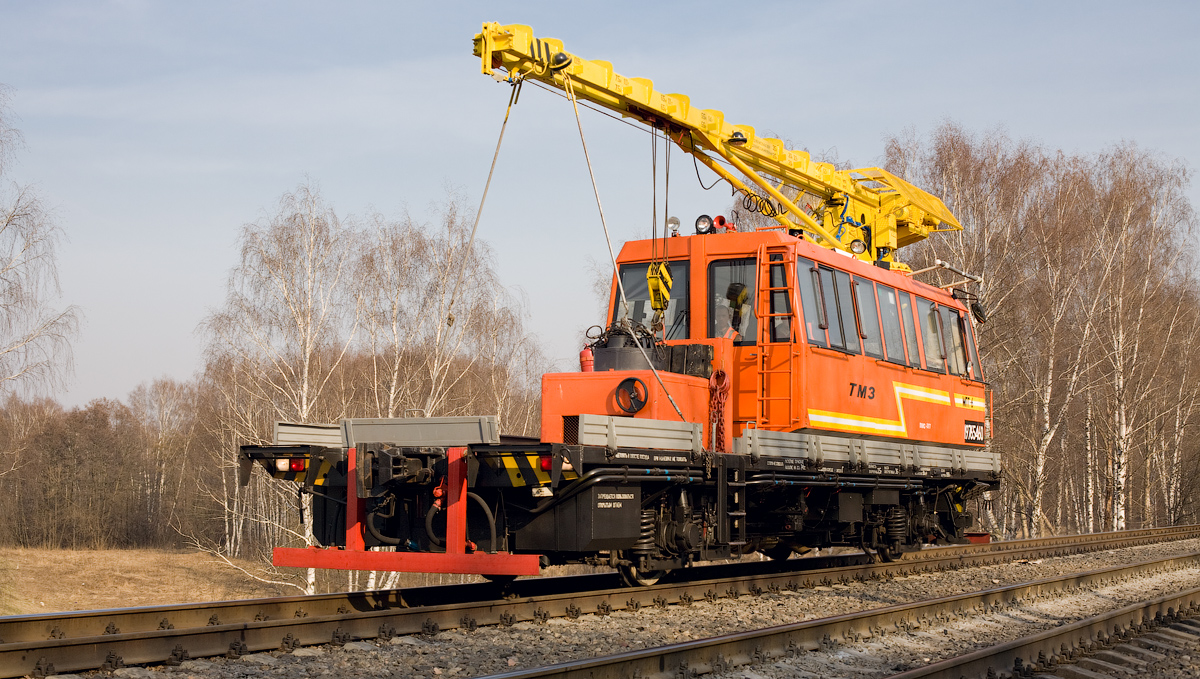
<box><xmin>707</xmin><ymin>258</ymin><xmax>759</xmax><ymax>428</ymax></box>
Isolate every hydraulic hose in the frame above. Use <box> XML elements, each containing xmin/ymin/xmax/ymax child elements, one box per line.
<box><xmin>424</xmin><ymin>492</ymin><xmax>498</xmax><ymax>553</ymax></box>
<box><xmin>367</xmin><ymin>509</ymin><xmax>401</xmax><ymax>545</ymax></box>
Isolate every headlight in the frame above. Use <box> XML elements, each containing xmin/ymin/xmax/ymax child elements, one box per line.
<box><xmin>850</xmin><ymin>239</ymin><xmax>867</xmax><ymax>254</ymax></box>
<box><xmin>695</xmin><ymin>214</ymin><xmax>713</xmax><ymax>234</ymax></box>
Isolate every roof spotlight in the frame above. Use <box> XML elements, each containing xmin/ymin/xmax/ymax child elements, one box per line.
<box><xmin>850</xmin><ymin>239</ymin><xmax>868</xmax><ymax>254</ymax></box>
<box><xmin>728</xmin><ymin>131</ymin><xmax>747</xmax><ymax>145</ymax></box>
<box><xmin>549</xmin><ymin>52</ymin><xmax>573</xmax><ymax>71</ymax></box>
<box><xmin>695</xmin><ymin>214</ymin><xmax>714</xmax><ymax>234</ymax></box>
<box><xmin>666</xmin><ymin>216</ymin><xmax>680</xmax><ymax>236</ymax></box>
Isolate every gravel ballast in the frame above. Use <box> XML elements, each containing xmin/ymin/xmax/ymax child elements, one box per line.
<box><xmin>83</xmin><ymin>538</ymin><xmax>1200</xmax><ymax>679</ymax></box>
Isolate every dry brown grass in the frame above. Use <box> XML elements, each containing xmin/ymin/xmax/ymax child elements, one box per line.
<box><xmin>0</xmin><ymin>549</ymin><xmax>790</xmax><ymax>617</ymax></box>
<box><xmin>0</xmin><ymin>548</ymin><xmax>287</xmax><ymax>616</ymax></box>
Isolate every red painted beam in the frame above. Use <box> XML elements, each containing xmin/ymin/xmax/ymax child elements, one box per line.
<box><xmin>273</xmin><ymin>547</ymin><xmax>542</xmax><ymax>576</ymax></box>
<box><xmin>345</xmin><ymin>447</ymin><xmax>366</xmax><ymax>550</ymax></box>
<box><xmin>445</xmin><ymin>446</ymin><xmax>467</xmax><ymax>554</ymax></box>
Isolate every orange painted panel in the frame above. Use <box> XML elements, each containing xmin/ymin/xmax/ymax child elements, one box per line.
<box><xmin>604</xmin><ymin>228</ymin><xmax>988</xmax><ymax>449</ymax></box>
<box><xmin>541</xmin><ymin>370</ymin><xmax>710</xmax><ymax>444</ymax></box>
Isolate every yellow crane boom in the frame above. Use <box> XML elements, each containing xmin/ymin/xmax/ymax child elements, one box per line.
<box><xmin>473</xmin><ymin>22</ymin><xmax>962</xmax><ymax>267</ymax></box>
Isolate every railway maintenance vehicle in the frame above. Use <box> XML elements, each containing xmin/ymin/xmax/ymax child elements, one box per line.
<box><xmin>241</xmin><ymin>22</ymin><xmax>997</xmax><ymax>586</ymax></box>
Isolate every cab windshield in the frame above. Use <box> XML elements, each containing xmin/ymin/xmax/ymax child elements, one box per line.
<box><xmin>613</xmin><ymin>261</ymin><xmax>690</xmax><ymax>339</ymax></box>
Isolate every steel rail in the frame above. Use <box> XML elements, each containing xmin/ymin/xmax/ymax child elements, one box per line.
<box><xmin>884</xmin><ymin>586</ymin><xmax>1200</xmax><ymax>679</ymax></box>
<box><xmin>472</xmin><ymin>551</ymin><xmax>1200</xmax><ymax>679</ymax></box>
<box><xmin>3</xmin><ymin>525</ymin><xmax>1199</xmax><ymax>677</ymax></box>
<box><xmin>4</xmin><ymin>525</ymin><xmax>1192</xmax><ymax>644</ymax></box>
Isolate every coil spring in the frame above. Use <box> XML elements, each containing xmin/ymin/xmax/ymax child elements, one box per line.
<box><xmin>632</xmin><ymin>509</ymin><xmax>656</xmax><ymax>553</ymax></box>
<box><xmin>885</xmin><ymin>507</ymin><xmax>908</xmax><ymax>541</ymax></box>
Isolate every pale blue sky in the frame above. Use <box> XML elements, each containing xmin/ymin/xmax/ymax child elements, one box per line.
<box><xmin>2</xmin><ymin>1</ymin><xmax>1196</xmax><ymax>406</ymax></box>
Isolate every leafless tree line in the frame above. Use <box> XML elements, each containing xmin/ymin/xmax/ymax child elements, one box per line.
<box><xmin>0</xmin><ymin>185</ymin><xmax>548</xmax><ymax>593</ymax></box>
<box><xmin>196</xmin><ymin>184</ymin><xmax>547</xmax><ymax>592</ymax></box>
<box><xmin>886</xmin><ymin>123</ymin><xmax>1198</xmax><ymax>537</ymax></box>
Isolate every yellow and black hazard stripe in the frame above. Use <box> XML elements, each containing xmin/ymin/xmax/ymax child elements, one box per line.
<box><xmin>477</xmin><ymin>452</ymin><xmax>580</xmax><ymax>488</ymax></box>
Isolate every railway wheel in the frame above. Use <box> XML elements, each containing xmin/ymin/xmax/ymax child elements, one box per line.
<box><xmin>761</xmin><ymin>543</ymin><xmax>794</xmax><ymax>561</ymax></box>
<box><xmin>877</xmin><ymin>543</ymin><xmax>902</xmax><ymax>562</ymax></box>
<box><xmin>619</xmin><ymin>564</ymin><xmax>668</xmax><ymax>587</ymax></box>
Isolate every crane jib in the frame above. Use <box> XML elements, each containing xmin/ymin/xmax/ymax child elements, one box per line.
<box><xmin>472</xmin><ymin>22</ymin><xmax>963</xmax><ymax>270</ymax></box>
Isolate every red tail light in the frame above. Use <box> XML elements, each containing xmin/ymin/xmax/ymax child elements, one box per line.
<box><xmin>539</xmin><ymin>456</ymin><xmax>553</xmax><ymax>472</ymax></box>
<box><xmin>289</xmin><ymin>458</ymin><xmax>307</xmax><ymax>472</ymax></box>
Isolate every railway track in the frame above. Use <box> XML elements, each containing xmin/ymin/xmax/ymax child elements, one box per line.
<box><xmin>474</xmin><ymin>550</ymin><xmax>1200</xmax><ymax>678</ymax></box>
<box><xmin>885</xmin><ymin>585</ymin><xmax>1200</xmax><ymax>679</ymax></box>
<box><xmin>4</xmin><ymin>525</ymin><xmax>1199</xmax><ymax>678</ymax></box>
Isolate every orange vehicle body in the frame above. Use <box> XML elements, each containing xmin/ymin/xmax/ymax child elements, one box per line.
<box><xmin>541</xmin><ymin>229</ymin><xmax>988</xmax><ymax>453</ymax></box>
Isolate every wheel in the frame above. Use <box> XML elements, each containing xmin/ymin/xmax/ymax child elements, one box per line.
<box><xmin>619</xmin><ymin>564</ymin><xmax>668</xmax><ymax>587</ymax></box>
<box><xmin>761</xmin><ymin>543</ymin><xmax>794</xmax><ymax>561</ymax></box>
<box><xmin>877</xmin><ymin>544</ymin><xmax>902</xmax><ymax>562</ymax></box>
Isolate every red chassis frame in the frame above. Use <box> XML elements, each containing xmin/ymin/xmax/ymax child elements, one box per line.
<box><xmin>273</xmin><ymin>446</ymin><xmax>542</xmax><ymax>576</ymax></box>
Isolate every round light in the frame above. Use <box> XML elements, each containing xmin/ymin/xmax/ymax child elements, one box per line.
<box><xmin>695</xmin><ymin>214</ymin><xmax>713</xmax><ymax>234</ymax></box>
<box><xmin>850</xmin><ymin>239</ymin><xmax>867</xmax><ymax>254</ymax></box>
<box><xmin>549</xmin><ymin>52</ymin><xmax>573</xmax><ymax>71</ymax></box>
<box><xmin>666</xmin><ymin>216</ymin><xmax>680</xmax><ymax>233</ymax></box>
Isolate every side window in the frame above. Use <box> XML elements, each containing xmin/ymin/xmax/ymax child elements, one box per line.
<box><xmin>916</xmin><ymin>297</ymin><xmax>945</xmax><ymax>372</ymax></box>
<box><xmin>853</xmin><ymin>277</ymin><xmax>883</xmax><ymax>358</ymax></box>
<box><xmin>708</xmin><ymin>259</ymin><xmax>756</xmax><ymax>345</ymax></box>
<box><xmin>767</xmin><ymin>254</ymin><xmax>792</xmax><ymax>342</ymax></box>
<box><xmin>814</xmin><ymin>266</ymin><xmax>861</xmax><ymax>354</ymax></box>
<box><xmin>898</xmin><ymin>292</ymin><xmax>921</xmax><ymax>367</ymax></box>
<box><xmin>797</xmin><ymin>257</ymin><xmax>826</xmax><ymax>347</ymax></box>
<box><xmin>818</xmin><ymin>268</ymin><xmax>844</xmax><ymax>350</ymax></box>
<box><xmin>834</xmin><ymin>271</ymin><xmax>861</xmax><ymax>354</ymax></box>
<box><xmin>965</xmin><ymin>319</ymin><xmax>984</xmax><ymax>381</ymax></box>
<box><xmin>940</xmin><ymin>306</ymin><xmax>969</xmax><ymax>376</ymax></box>
<box><xmin>615</xmin><ymin>260</ymin><xmax>690</xmax><ymax>339</ymax></box>
<box><xmin>877</xmin><ymin>284</ymin><xmax>907</xmax><ymax>365</ymax></box>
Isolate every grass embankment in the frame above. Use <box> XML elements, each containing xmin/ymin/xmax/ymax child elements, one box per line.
<box><xmin>0</xmin><ymin>548</ymin><xmax>286</xmax><ymax>615</ymax></box>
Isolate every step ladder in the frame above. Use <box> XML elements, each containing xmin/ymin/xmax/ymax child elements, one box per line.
<box><xmin>753</xmin><ymin>244</ymin><xmax>799</xmax><ymax>429</ymax></box>
<box><xmin>717</xmin><ymin>455</ymin><xmax>747</xmax><ymax>549</ymax></box>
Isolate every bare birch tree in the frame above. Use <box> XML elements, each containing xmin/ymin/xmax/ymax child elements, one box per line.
<box><xmin>202</xmin><ymin>183</ymin><xmax>362</xmax><ymax>593</ymax></box>
<box><xmin>0</xmin><ymin>86</ymin><xmax>79</xmax><ymax>395</ymax></box>
<box><xmin>127</xmin><ymin>378</ymin><xmax>198</xmax><ymax>542</ymax></box>
<box><xmin>1088</xmin><ymin>145</ymin><xmax>1195</xmax><ymax>530</ymax></box>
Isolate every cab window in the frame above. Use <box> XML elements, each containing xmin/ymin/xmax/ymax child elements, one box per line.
<box><xmin>965</xmin><ymin>319</ymin><xmax>984</xmax><ymax>381</ymax></box>
<box><xmin>818</xmin><ymin>268</ymin><xmax>844</xmax><ymax>350</ymax></box>
<box><xmin>797</xmin><ymin>257</ymin><xmax>826</xmax><ymax>348</ymax></box>
<box><xmin>940</xmin><ymin>306</ymin><xmax>969</xmax><ymax>376</ymax></box>
<box><xmin>916</xmin><ymin>297</ymin><xmax>945</xmax><ymax>372</ymax></box>
<box><xmin>810</xmin><ymin>265</ymin><xmax>860</xmax><ymax>354</ymax></box>
<box><xmin>854</xmin><ymin>277</ymin><xmax>883</xmax><ymax>359</ymax></box>
<box><xmin>834</xmin><ymin>271</ymin><xmax>861</xmax><ymax>354</ymax></box>
<box><xmin>898</xmin><ymin>292</ymin><xmax>921</xmax><ymax>367</ymax></box>
<box><xmin>615</xmin><ymin>260</ymin><xmax>690</xmax><ymax>339</ymax></box>
<box><xmin>708</xmin><ymin>259</ymin><xmax>756</xmax><ymax>345</ymax></box>
<box><xmin>766</xmin><ymin>254</ymin><xmax>792</xmax><ymax>342</ymax></box>
<box><xmin>877</xmin><ymin>284</ymin><xmax>907</xmax><ymax>365</ymax></box>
